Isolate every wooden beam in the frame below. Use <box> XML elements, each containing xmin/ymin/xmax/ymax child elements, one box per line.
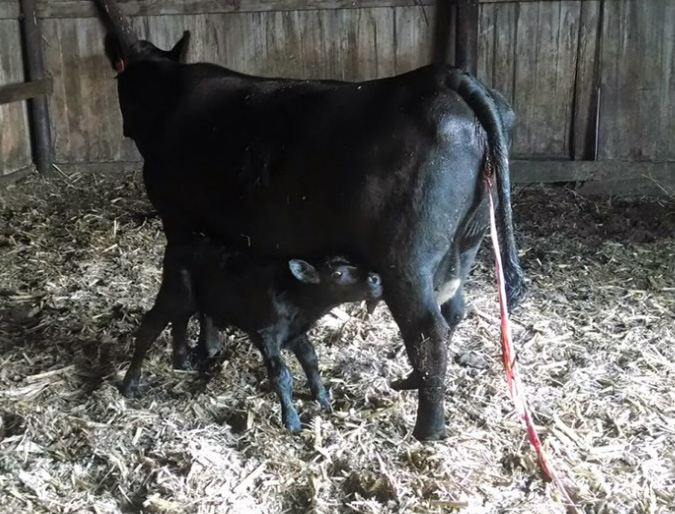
<box><xmin>432</xmin><ymin>0</ymin><xmax>453</xmax><ymax>64</ymax></box>
<box><xmin>0</xmin><ymin>78</ymin><xmax>53</xmax><ymax>105</ymax></box>
<box><xmin>571</xmin><ymin>1</ymin><xmax>601</xmax><ymax>161</ymax></box>
<box><xmin>20</xmin><ymin>0</ymin><xmax>54</xmax><ymax>175</ymax></box>
<box><xmin>0</xmin><ymin>165</ymin><xmax>35</xmax><ymax>187</ymax></box>
<box><xmin>511</xmin><ymin>160</ymin><xmax>675</xmax><ymax>185</ymax></box>
<box><xmin>37</xmin><ymin>0</ymin><xmax>436</xmax><ymax>19</ymax></box>
<box><xmin>455</xmin><ymin>0</ymin><xmax>478</xmax><ymax>74</ymax></box>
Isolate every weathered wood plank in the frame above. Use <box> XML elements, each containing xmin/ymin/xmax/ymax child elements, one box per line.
<box><xmin>511</xmin><ymin>160</ymin><xmax>675</xmax><ymax>186</ymax></box>
<box><xmin>394</xmin><ymin>5</ymin><xmax>434</xmax><ymax>74</ymax></box>
<box><xmin>599</xmin><ymin>0</ymin><xmax>675</xmax><ymax>161</ymax></box>
<box><xmin>571</xmin><ymin>0</ymin><xmax>600</xmax><ymax>160</ymax></box>
<box><xmin>42</xmin><ymin>17</ymin><xmax>139</xmax><ymax>163</ymax></box>
<box><xmin>0</xmin><ymin>19</ymin><xmax>32</xmax><ymax>176</ymax></box>
<box><xmin>511</xmin><ymin>1</ymin><xmax>581</xmax><ymax>158</ymax></box>
<box><xmin>39</xmin><ymin>7</ymin><xmax>428</xmax><ymax>162</ymax></box>
<box><xmin>477</xmin><ymin>1</ymin><xmax>517</xmax><ymax>111</ymax></box>
<box><xmin>478</xmin><ymin>1</ymin><xmax>582</xmax><ymax>160</ymax></box>
<box><xmin>0</xmin><ymin>165</ymin><xmax>34</xmax><ymax>186</ymax></box>
<box><xmin>0</xmin><ymin>2</ymin><xmax>20</xmax><ymax>20</ymax></box>
<box><xmin>0</xmin><ymin>78</ymin><xmax>52</xmax><ymax>105</ymax></box>
<box><xmin>37</xmin><ymin>0</ymin><xmax>435</xmax><ymax>19</ymax></box>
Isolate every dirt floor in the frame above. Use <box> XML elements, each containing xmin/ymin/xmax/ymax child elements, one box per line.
<box><xmin>0</xmin><ymin>169</ymin><xmax>673</xmax><ymax>514</ymax></box>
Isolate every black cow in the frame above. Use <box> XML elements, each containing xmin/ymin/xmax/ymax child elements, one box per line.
<box><xmin>123</xmin><ymin>236</ymin><xmax>383</xmax><ymax>431</ymax></box>
<box><xmin>94</xmin><ymin>0</ymin><xmax>524</xmax><ymax>441</ymax></box>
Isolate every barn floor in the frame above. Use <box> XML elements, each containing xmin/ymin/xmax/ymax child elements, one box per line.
<box><xmin>0</xmin><ymin>169</ymin><xmax>673</xmax><ymax>514</ymax></box>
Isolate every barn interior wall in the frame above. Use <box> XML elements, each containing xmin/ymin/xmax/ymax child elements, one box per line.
<box><xmin>40</xmin><ymin>3</ymin><xmax>436</xmax><ymax>164</ymax></box>
<box><xmin>0</xmin><ymin>0</ymin><xmax>673</xmax><ymax>195</ymax></box>
<box><xmin>0</xmin><ymin>13</ymin><xmax>32</xmax><ymax>177</ymax></box>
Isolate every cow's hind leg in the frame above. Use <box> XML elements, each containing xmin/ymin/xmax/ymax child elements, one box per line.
<box><xmin>384</xmin><ymin>274</ymin><xmax>450</xmax><ymax>441</ymax></box>
<box><xmin>288</xmin><ymin>334</ymin><xmax>330</xmax><ymax>409</ymax></box>
<box><xmin>192</xmin><ymin>313</ymin><xmax>223</xmax><ymax>371</ymax></box>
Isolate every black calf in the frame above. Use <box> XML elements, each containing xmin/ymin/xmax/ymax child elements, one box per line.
<box><xmin>122</xmin><ymin>238</ymin><xmax>382</xmax><ymax>432</ymax></box>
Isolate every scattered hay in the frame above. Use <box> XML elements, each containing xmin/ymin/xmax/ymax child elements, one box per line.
<box><xmin>1</xmin><ymin>169</ymin><xmax>674</xmax><ymax>513</ymax></box>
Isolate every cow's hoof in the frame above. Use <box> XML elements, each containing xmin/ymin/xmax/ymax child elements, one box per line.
<box><xmin>390</xmin><ymin>371</ymin><xmax>422</xmax><ymax>391</ymax></box>
<box><xmin>119</xmin><ymin>380</ymin><xmax>140</xmax><ymax>398</ymax></box>
<box><xmin>413</xmin><ymin>425</ymin><xmax>447</xmax><ymax>441</ymax></box>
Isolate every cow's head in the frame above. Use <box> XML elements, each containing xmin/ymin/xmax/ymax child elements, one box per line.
<box><xmin>103</xmin><ymin>31</ymin><xmax>191</xmax><ymax>74</ymax></box>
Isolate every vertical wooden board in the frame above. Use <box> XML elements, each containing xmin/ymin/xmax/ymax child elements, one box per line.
<box><xmin>43</xmin><ymin>17</ymin><xmax>135</xmax><ymax>163</ymax></box>
<box><xmin>41</xmin><ymin>19</ymin><xmax>70</xmax><ymax>162</ymax></box>
<box><xmin>477</xmin><ymin>3</ymin><xmax>517</xmax><ymax>99</ymax></box>
<box><xmin>263</xmin><ymin>11</ymin><xmax>308</xmax><ymax>78</ymax></box>
<box><xmin>0</xmin><ymin>19</ymin><xmax>32</xmax><ymax>176</ymax></box>
<box><xmin>204</xmin><ymin>8</ymin><xmax>395</xmax><ymax>81</ymax></box>
<box><xmin>477</xmin><ymin>2</ymin><xmax>518</xmax><ymax>112</ymax></box>
<box><xmin>572</xmin><ymin>0</ymin><xmax>600</xmax><ymax>160</ymax></box>
<box><xmin>511</xmin><ymin>1</ymin><xmax>581</xmax><ymax>158</ymax></box>
<box><xmin>599</xmin><ymin>0</ymin><xmax>675</xmax><ymax>161</ymax></box>
<box><xmin>394</xmin><ymin>5</ymin><xmax>434</xmax><ymax>75</ymax></box>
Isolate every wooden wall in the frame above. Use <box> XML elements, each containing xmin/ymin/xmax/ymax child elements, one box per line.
<box><xmin>39</xmin><ymin>1</ymin><xmax>436</xmax><ymax>163</ymax></box>
<box><xmin>0</xmin><ymin>0</ymin><xmax>673</xmax><ymax>193</ymax></box>
<box><xmin>0</xmin><ymin>1</ymin><xmax>32</xmax><ymax>177</ymax></box>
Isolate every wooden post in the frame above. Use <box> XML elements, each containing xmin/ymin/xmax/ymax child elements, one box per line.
<box><xmin>455</xmin><ymin>0</ymin><xmax>478</xmax><ymax>75</ymax></box>
<box><xmin>19</xmin><ymin>0</ymin><xmax>53</xmax><ymax>175</ymax></box>
<box><xmin>432</xmin><ymin>0</ymin><xmax>453</xmax><ymax>65</ymax></box>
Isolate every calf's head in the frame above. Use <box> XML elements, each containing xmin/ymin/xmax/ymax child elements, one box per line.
<box><xmin>288</xmin><ymin>257</ymin><xmax>383</xmax><ymax>306</ymax></box>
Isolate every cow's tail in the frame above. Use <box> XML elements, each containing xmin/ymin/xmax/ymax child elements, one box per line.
<box><xmin>446</xmin><ymin>68</ymin><xmax>525</xmax><ymax>308</ymax></box>
<box><xmin>92</xmin><ymin>0</ymin><xmax>139</xmax><ymax>49</ymax></box>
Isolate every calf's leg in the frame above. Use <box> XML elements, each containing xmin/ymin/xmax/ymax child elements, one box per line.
<box><xmin>122</xmin><ymin>306</ymin><xmax>171</xmax><ymax>397</ymax></box>
<box><xmin>288</xmin><ymin>334</ymin><xmax>330</xmax><ymax>409</ymax></box>
<box><xmin>170</xmin><ymin>314</ymin><xmax>192</xmax><ymax>370</ymax></box>
<box><xmin>252</xmin><ymin>334</ymin><xmax>302</xmax><ymax>432</ymax></box>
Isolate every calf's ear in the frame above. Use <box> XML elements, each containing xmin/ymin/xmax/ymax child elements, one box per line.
<box><xmin>288</xmin><ymin>260</ymin><xmax>320</xmax><ymax>284</ymax></box>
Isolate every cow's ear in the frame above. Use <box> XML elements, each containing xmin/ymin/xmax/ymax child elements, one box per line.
<box><xmin>288</xmin><ymin>260</ymin><xmax>320</xmax><ymax>284</ymax></box>
<box><xmin>167</xmin><ymin>30</ymin><xmax>190</xmax><ymax>62</ymax></box>
<box><xmin>104</xmin><ymin>33</ymin><xmax>126</xmax><ymax>73</ymax></box>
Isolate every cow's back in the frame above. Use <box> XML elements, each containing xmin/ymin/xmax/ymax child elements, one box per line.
<box><xmin>146</xmin><ymin>64</ymin><xmax>487</xmax><ymax>269</ymax></box>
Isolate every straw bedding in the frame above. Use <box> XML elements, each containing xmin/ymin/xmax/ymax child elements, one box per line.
<box><xmin>0</xmin><ymin>169</ymin><xmax>673</xmax><ymax>513</ymax></box>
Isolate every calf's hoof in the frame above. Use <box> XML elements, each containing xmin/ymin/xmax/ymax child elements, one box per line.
<box><xmin>283</xmin><ymin>411</ymin><xmax>302</xmax><ymax>433</ymax></box>
<box><xmin>172</xmin><ymin>353</ymin><xmax>192</xmax><ymax>371</ymax></box>
<box><xmin>310</xmin><ymin>384</ymin><xmax>331</xmax><ymax>410</ymax></box>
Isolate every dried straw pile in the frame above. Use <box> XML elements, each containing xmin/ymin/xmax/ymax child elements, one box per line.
<box><xmin>0</xmin><ymin>169</ymin><xmax>673</xmax><ymax>513</ymax></box>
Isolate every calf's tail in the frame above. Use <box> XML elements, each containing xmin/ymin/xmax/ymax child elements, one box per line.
<box><xmin>446</xmin><ymin>69</ymin><xmax>525</xmax><ymax>308</ymax></box>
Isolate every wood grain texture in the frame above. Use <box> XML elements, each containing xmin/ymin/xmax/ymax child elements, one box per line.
<box><xmin>39</xmin><ymin>6</ymin><xmax>434</xmax><ymax>162</ymax></box>
<box><xmin>571</xmin><ymin>0</ymin><xmax>600</xmax><ymax>160</ymax></box>
<box><xmin>599</xmin><ymin>0</ymin><xmax>675</xmax><ymax>161</ymax></box>
<box><xmin>478</xmin><ymin>2</ymin><xmax>582</xmax><ymax>159</ymax></box>
<box><xmin>0</xmin><ymin>19</ymin><xmax>32</xmax><ymax>176</ymax></box>
<box><xmin>37</xmin><ymin>0</ymin><xmax>434</xmax><ymax>19</ymax></box>
<box><xmin>0</xmin><ymin>78</ymin><xmax>52</xmax><ymax>105</ymax></box>
<box><xmin>0</xmin><ymin>1</ymin><xmax>19</xmax><ymax>20</ymax></box>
